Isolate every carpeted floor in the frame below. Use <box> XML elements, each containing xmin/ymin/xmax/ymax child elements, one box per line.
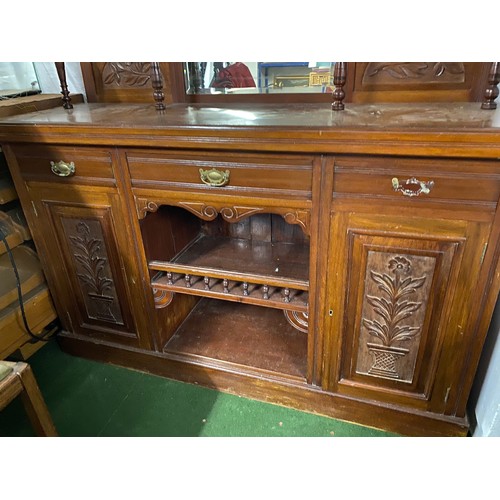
<box><xmin>0</xmin><ymin>341</ymin><xmax>397</xmax><ymax>437</ymax></box>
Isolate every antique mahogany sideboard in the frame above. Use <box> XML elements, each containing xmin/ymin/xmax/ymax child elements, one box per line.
<box><xmin>0</xmin><ymin>98</ymin><xmax>500</xmax><ymax>436</ymax></box>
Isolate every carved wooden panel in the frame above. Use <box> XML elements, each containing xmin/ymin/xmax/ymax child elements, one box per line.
<box><xmin>337</xmin><ymin>228</ymin><xmax>464</xmax><ymax>402</ymax></box>
<box><xmin>362</xmin><ymin>63</ymin><xmax>465</xmax><ymax>85</ymax></box>
<box><xmin>356</xmin><ymin>252</ymin><xmax>435</xmax><ymax>383</ymax></box>
<box><xmin>33</xmin><ymin>195</ymin><xmax>141</xmax><ymax>345</ymax></box>
<box><xmin>102</xmin><ymin>63</ymin><xmax>152</xmax><ymax>88</ymax></box>
<box><xmin>62</xmin><ymin>218</ymin><xmax>124</xmax><ymax>324</ymax></box>
<box><xmin>81</xmin><ymin>62</ymin><xmax>173</xmax><ymax>104</ymax></box>
<box><xmin>351</xmin><ymin>62</ymin><xmax>489</xmax><ymax>103</ymax></box>
<box><xmin>135</xmin><ymin>197</ymin><xmax>311</xmax><ymax>235</ymax></box>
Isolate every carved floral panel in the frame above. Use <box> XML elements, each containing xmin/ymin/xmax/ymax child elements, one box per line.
<box><xmin>355</xmin><ymin>251</ymin><xmax>436</xmax><ymax>383</ymax></box>
<box><xmin>62</xmin><ymin>218</ymin><xmax>124</xmax><ymax>325</ymax></box>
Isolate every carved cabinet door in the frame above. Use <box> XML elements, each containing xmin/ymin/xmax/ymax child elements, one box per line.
<box><xmin>27</xmin><ymin>185</ymin><xmax>149</xmax><ymax>348</ymax></box>
<box><xmin>323</xmin><ymin>212</ymin><xmax>492</xmax><ymax>415</ymax></box>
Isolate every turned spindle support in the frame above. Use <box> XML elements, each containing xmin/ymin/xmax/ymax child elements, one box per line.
<box><xmin>223</xmin><ymin>279</ymin><xmax>229</xmax><ymax>294</ymax></box>
<box><xmin>481</xmin><ymin>62</ymin><xmax>500</xmax><ymax>110</ymax></box>
<box><xmin>54</xmin><ymin>62</ymin><xmax>73</xmax><ymax>109</ymax></box>
<box><xmin>185</xmin><ymin>274</ymin><xmax>191</xmax><ymax>288</ymax></box>
<box><xmin>332</xmin><ymin>62</ymin><xmax>347</xmax><ymax>111</ymax></box>
<box><xmin>204</xmin><ymin>276</ymin><xmax>210</xmax><ymax>291</ymax></box>
<box><xmin>167</xmin><ymin>272</ymin><xmax>173</xmax><ymax>285</ymax></box>
<box><xmin>151</xmin><ymin>62</ymin><xmax>166</xmax><ymax>111</ymax></box>
<box><xmin>263</xmin><ymin>285</ymin><xmax>269</xmax><ymax>300</ymax></box>
<box><xmin>243</xmin><ymin>282</ymin><xmax>249</xmax><ymax>296</ymax></box>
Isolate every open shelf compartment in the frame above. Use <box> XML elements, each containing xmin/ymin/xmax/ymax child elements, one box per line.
<box><xmin>141</xmin><ymin>207</ymin><xmax>310</xmax><ymax>313</ymax></box>
<box><xmin>164</xmin><ymin>298</ymin><xmax>308</xmax><ymax>380</ymax></box>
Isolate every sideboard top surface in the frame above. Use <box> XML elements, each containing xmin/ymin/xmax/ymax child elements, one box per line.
<box><xmin>1</xmin><ymin>102</ymin><xmax>500</xmax><ymax>158</ymax></box>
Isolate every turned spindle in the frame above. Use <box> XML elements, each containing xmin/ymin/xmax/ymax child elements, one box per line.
<box><xmin>151</xmin><ymin>62</ymin><xmax>166</xmax><ymax>111</ymax></box>
<box><xmin>204</xmin><ymin>276</ymin><xmax>210</xmax><ymax>290</ymax></box>
<box><xmin>481</xmin><ymin>62</ymin><xmax>500</xmax><ymax>110</ymax></box>
<box><xmin>167</xmin><ymin>272</ymin><xmax>173</xmax><ymax>285</ymax></box>
<box><xmin>223</xmin><ymin>279</ymin><xmax>229</xmax><ymax>293</ymax></box>
<box><xmin>186</xmin><ymin>62</ymin><xmax>203</xmax><ymax>94</ymax></box>
<box><xmin>185</xmin><ymin>274</ymin><xmax>191</xmax><ymax>288</ymax></box>
<box><xmin>263</xmin><ymin>285</ymin><xmax>269</xmax><ymax>300</ymax></box>
<box><xmin>243</xmin><ymin>282</ymin><xmax>249</xmax><ymax>296</ymax></box>
<box><xmin>331</xmin><ymin>62</ymin><xmax>347</xmax><ymax>111</ymax></box>
<box><xmin>283</xmin><ymin>288</ymin><xmax>291</xmax><ymax>303</ymax></box>
<box><xmin>54</xmin><ymin>62</ymin><xmax>73</xmax><ymax>109</ymax></box>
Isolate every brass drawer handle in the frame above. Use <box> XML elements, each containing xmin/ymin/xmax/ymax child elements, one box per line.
<box><xmin>199</xmin><ymin>167</ymin><xmax>230</xmax><ymax>187</ymax></box>
<box><xmin>392</xmin><ymin>177</ymin><xmax>434</xmax><ymax>197</ymax></box>
<box><xmin>50</xmin><ymin>160</ymin><xmax>75</xmax><ymax>177</ymax></box>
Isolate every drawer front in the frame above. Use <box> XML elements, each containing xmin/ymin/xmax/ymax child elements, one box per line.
<box><xmin>126</xmin><ymin>150</ymin><xmax>314</xmax><ymax>198</ymax></box>
<box><xmin>9</xmin><ymin>144</ymin><xmax>115</xmax><ymax>184</ymax></box>
<box><xmin>333</xmin><ymin>156</ymin><xmax>500</xmax><ymax>205</ymax></box>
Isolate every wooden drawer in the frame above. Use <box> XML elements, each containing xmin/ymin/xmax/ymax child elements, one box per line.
<box><xmin>8</xmin><ymin>144</ymin><xmax>115</xmax><ymax>184</ymax></box>
<box><xmin>333</xmin><ymin>156</ymin><xmax>500</xmax><ymax>206</ymax></box>
<box><xmin>126</xmin><ymin>150</ymin><xmax>314</xmax><ymax>198</ymax></box>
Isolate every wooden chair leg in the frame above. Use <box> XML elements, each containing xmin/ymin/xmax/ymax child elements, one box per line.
<box><xmin>14</xmin><ymin>363</ymin><xmax>58</xmax><ymax>437</ymax></box>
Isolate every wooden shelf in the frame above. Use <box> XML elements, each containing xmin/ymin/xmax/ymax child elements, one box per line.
<box><xmin>0</xmin><ymin>284</ymin><xmax>57</xmax><ymax>359</ymax></box>
<box><xmin>0</xmin><ymin>211</ymin><xmax>23</xmax><ymax>256</ymax></box>
<box><xmin>0</xmin><ymin>246</ymin><xmax>45</xmax><ymax>311</ymax></box>
<box><xmin>5</xmin><ymin>205</ymin><xmax>31</xmax><ymax>241</ymax></box>
<box><xmin>164</xmin><ymin>298</ymin><xmax>308</xmax><ymax>380</ymax></box>
<box><xmin>0</xmin><ymin>173</ymin><xmax>16</xmax><ymax>205</ymax></box>
<box><xmin>149</xmin><ymin>234</ymin><xmax>309</xmax><ymax>311</ymax></box>
<box><xmin>150</xmin><ymin>235</ymin><xmax>309</xmax><ymax>285</ymax></box>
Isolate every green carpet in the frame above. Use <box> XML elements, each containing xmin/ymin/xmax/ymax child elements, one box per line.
<box><xmin>0</xmin><ymin>341</ymin><xmax>397</xmax><ymax>437</ymax></box>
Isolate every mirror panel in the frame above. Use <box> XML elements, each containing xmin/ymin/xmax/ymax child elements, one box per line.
<box><xmin>184</xmin><ymin>62</ymin><xmax>335</xmax><ymax>95</ymax></box>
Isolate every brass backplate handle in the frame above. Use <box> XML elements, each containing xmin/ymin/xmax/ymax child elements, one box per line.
<box><xmin>199</xmin><ymin>167</ymin><xmax>230</xmax><ymax>187</ymax></box>
<box><xmin>50</xmin><ymin>160</ymin><xmax>75</xmax><ymax>177</ymax></box>
<box><xmin>392</xmin><ymin>177</ymin><xmax>434</xmax><ymax>197</ymax></box>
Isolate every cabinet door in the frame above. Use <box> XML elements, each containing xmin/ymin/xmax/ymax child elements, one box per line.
<box><xmin>324</xmin><ymin>212</ymin><xmax>491</xmax><ymax>414</ymax></box>
<box><xmin>28</xmin><ymin>185</ymin><xmax>148</xmax><ymax>348</ymax></box>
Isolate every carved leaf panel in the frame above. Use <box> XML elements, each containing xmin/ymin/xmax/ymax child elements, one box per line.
<box><xmin>337</xmin><ymin>228</ymin><xmax>463</xmax><ymax>402</ymax></box>
<box><xmin>356</xmin><ymin>251</ymin><xmax>436</xmax><ymax>383</ymax></box>
<box><xmin>362</xmin><ymin>62</ymin><xmax>466</xmax><ymax>85</ymax></box>
<box><xmin>62</xmin><ymin>218</ymin><xmax>124</xmax><ymax>325</ymax></box>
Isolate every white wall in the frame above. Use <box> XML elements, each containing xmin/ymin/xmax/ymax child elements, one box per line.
<box><xmin>34</xmin><ymin>62</ymin><xmax>87</xmax><ymax>100</ymax></box>
<box><xmin>470</xmin><ymin>297</ymin><xmax>500</xmax><ymax>436</ymax></box>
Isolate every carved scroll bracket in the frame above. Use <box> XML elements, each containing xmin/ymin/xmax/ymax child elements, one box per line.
<box><xmin>135</xmin><ymin>198</ymin><xmax>311</xmax><ymax>234</ymax></box>
<box><xmin>136</xmin><ymin>198</ymin><xmax>160</xmax><ymax>220</ymax></box>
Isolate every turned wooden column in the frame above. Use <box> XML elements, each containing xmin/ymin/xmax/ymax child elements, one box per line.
<box><xmin>481</xmin><ymin>62</ymin><xmax>500</xmax><ymax>110</ymax></box>
<box><xmin>332</xmin><ymin>62</ymin><xmax>347</xmax><ymax>111</ymax></box>
<box><xmin>186</xmin><ymin>62</ymin><xmax>203</xmax><ymax>94</ymax></box>
<box><xmin>54</xmin><ymin>62</ymin><xmax>73</xmax><ymax>109</ymax></box>
<box><xmin>151</xmin><ymin>62</ymin><xmax>166</xmax><ymax>111</ymax></box>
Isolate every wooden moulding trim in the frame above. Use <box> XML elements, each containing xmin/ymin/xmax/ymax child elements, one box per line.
<box><xmin>57</xmin><ymin>332</ymin><xmax>469</xmax><ymax>436</ymax></box>
<box><xmin>2</xmin><ymin>128</ymin><xmax>500</xmax><ymax>158</ymax></box>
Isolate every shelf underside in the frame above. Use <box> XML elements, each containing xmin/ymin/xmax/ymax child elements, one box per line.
<box><xmin>164</xmin><ymin>298</ymin><xmax>308</xmax><ymax>380</ymax></box>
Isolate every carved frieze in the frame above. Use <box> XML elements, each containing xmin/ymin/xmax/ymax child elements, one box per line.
<box><xmin>363</xmin><ymin>62</ymin><xmax>465</xmax><ymax>85</ymax></box>
<box><xmin>135</xmin><ymin>198</ymin><xmax>311</xmax><ymax>234</ymax></box>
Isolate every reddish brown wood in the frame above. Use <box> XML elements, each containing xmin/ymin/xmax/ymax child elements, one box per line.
<box><xmin>54</xmin><ymin>62</ymin><xmax>73</xmax><ymax>109</ymax></box>
<box><xmin>165</xmin><ymin>299</ymin><xmax>308</xmax><ymax>379</ymax></box>
<box><xmin>481</xmin><ymin>62</ymin><xmax>500</xmax><ymax>109</ymax></box>
<box><xmin>151</xmin><ymin>62</ymin><xmax>166</xmax><ymax>111</ymax></box>
<box><xmin>332</xmin><ymin>62</ymin><xmax>347</xmax><ymax>111</ymax></box>
<box><xmin>1</xmin><ymin>99</ymin><xmax>500</xmax><ymax>436</ymax></box>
